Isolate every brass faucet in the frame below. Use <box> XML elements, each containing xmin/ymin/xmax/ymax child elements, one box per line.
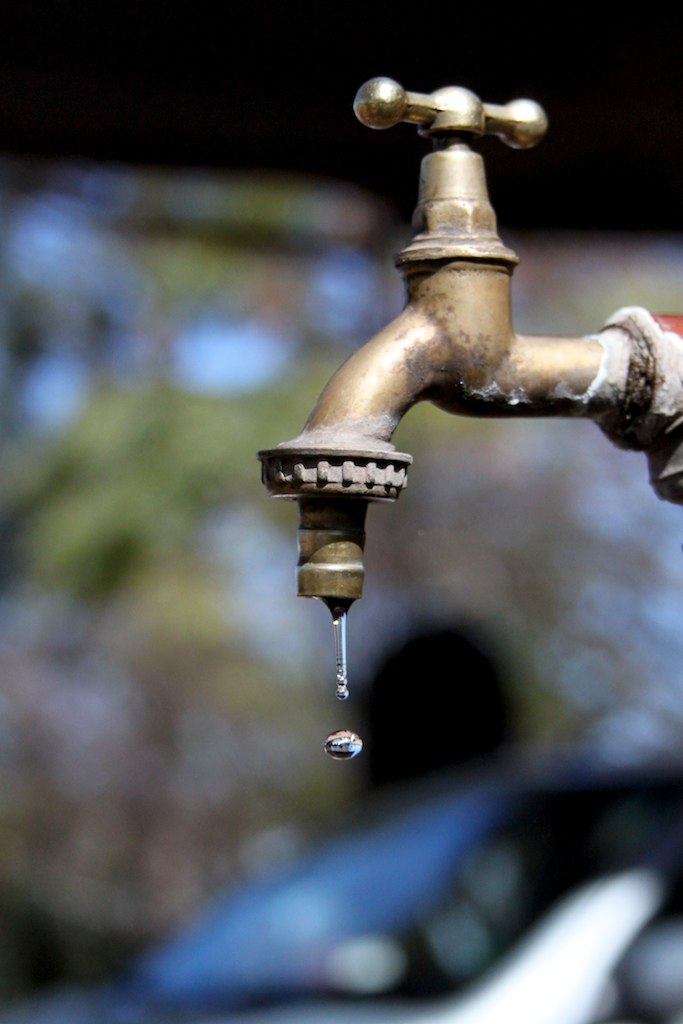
<box><xmin>259</xmin><ymin>78</ymin><xmax>683</xmax><ymax>612</ymax></box>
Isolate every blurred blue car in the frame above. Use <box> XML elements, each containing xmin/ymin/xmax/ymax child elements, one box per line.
<box><xmin>3</xmin><ymin>747</ymin><xmax>683</xmax><ymax>1024</ymax></box>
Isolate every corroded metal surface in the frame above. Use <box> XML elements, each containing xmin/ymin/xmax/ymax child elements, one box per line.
<box><xmin>259</xmin><ymin>449</ymin><xmax>411</xmax><ymax>501</ymax></box>
<box><xmin>260</xmin><ymin>78</ymin><xmax>683</xmax><ymax>603</ymax></box>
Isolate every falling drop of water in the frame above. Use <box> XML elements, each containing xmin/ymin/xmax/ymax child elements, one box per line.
<box><xmin>324</xmin><ymin>729</ymin><xmax>363</xmax><ymax>760</ymax></box>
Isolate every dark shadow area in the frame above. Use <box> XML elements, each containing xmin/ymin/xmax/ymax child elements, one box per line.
<box><xmin>1</xmin><ymin>5</ymin><xmax>683</xmax><ymax>229</ymax></box>
<box><xmin>365</xmin><ymin>625</ymin><xmax>512</xmax><ymax>789</ymax></box>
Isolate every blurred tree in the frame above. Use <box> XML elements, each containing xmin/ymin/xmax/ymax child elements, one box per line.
<box><xmin>0</xmin><ymin>161</ymin><xmax>405</xmax><ymax>995</ymax></box>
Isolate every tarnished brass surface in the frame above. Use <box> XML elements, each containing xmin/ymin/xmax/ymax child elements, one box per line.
<box><xmin>259</xmin><ymin>77</ymin><xmax>683</xmax><ymax>603</ymax></box>
<box><xmin>296</xmin><ymin>498</ymin><xmax>367</xmax><ymax>603</ymax></box>
<box><xmin>353</xmin><ymin>77</ymin><xmax>547</xmax><ymax>149</ymax></box>
<box><xmin>260</xmin><ymin>447</ymin><xmax>411</xmax><ymax>500</ymax></box>
<box><xmin>401</xmin><ymin>144</ymin><xmax>518</xmax><ymax>263</ymax></box>
<box><xmin>292</xmin><ymin>261</ymin><xmax>607</xmax><ymax>442</ymax></box>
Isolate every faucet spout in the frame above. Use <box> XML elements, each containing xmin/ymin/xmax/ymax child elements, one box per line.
<box><xmin>296</xmin><ymin>497</ymin><xmax>368</xmax><ymax>607</ymax></box>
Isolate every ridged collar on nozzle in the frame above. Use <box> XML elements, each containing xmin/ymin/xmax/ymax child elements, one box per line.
<box><xmin>258</xmin><ymin>446</ymin><xmax>412</xmax><ymax>502</ymax></box>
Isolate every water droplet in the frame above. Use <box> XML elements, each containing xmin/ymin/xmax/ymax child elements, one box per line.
<box><xmin>336</xmin><ymin>682</ymin><xmax>349</xmax><ymax>700</ymax></box>
<box><xmin>324</xmin><ymin>729</ymin><xmax>363</xmax><ymax>760</ymax></box>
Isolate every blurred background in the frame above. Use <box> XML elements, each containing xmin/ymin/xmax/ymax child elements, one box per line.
<box><xmin>0</xmin><ymin>1</ymin><xmax>683</xmax><ymax>1009</ymax></box>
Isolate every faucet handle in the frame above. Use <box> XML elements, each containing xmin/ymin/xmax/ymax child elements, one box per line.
<box><xmin>353</xmin><ymin>77</ymin><xmax>547</xmax><ymax>149</ymax></box>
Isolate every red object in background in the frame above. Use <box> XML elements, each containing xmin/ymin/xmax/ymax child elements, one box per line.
<box><xmin>652</xmin><ymin>315</ymin><xmax>683</xmax><ymax>337</ymax></box>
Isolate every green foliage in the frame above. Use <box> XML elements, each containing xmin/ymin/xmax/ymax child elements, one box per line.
<box><xmin>8</xmin><ymin>384</ymin><xmax>269</xmax><ymax>598</ymax></box>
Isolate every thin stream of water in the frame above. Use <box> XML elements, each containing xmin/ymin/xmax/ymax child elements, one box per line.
<box><xmin>333</xmin><ymin>606</ymin><xmax>349</xmax><ymax>700</ymax></box>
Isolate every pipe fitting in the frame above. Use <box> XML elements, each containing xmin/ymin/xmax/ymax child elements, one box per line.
<box><xmin>295</xmin><ymin>498</ymin><xmax>368</xmax><ymax>604</ymax></box>
<box><xmin>596</xmin><ymin>310</ymin><xmax>683</xmax><ymax>504</ymax></box>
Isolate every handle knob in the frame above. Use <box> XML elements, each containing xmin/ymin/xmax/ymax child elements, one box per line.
<box><xmin>353</xmin><ymin>77</ymin><xmax>547</xmax><ymax>149</ymax></box>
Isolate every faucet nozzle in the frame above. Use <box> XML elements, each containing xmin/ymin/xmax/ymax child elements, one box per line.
<box><xmin>258</xmin><ymin>445</ymin><xmax>412</xmax><ymax>604</ymax></box>
<box><xmin>296</xmin><ymin>498</ymin><xmax>368</xmax><ymax>605</ymax></box>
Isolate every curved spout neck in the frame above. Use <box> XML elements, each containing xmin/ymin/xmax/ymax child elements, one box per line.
<box><xmin>292</xmin><ymin>257</ymin><xmax>608</xmax><ymax>454</ymax></box>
